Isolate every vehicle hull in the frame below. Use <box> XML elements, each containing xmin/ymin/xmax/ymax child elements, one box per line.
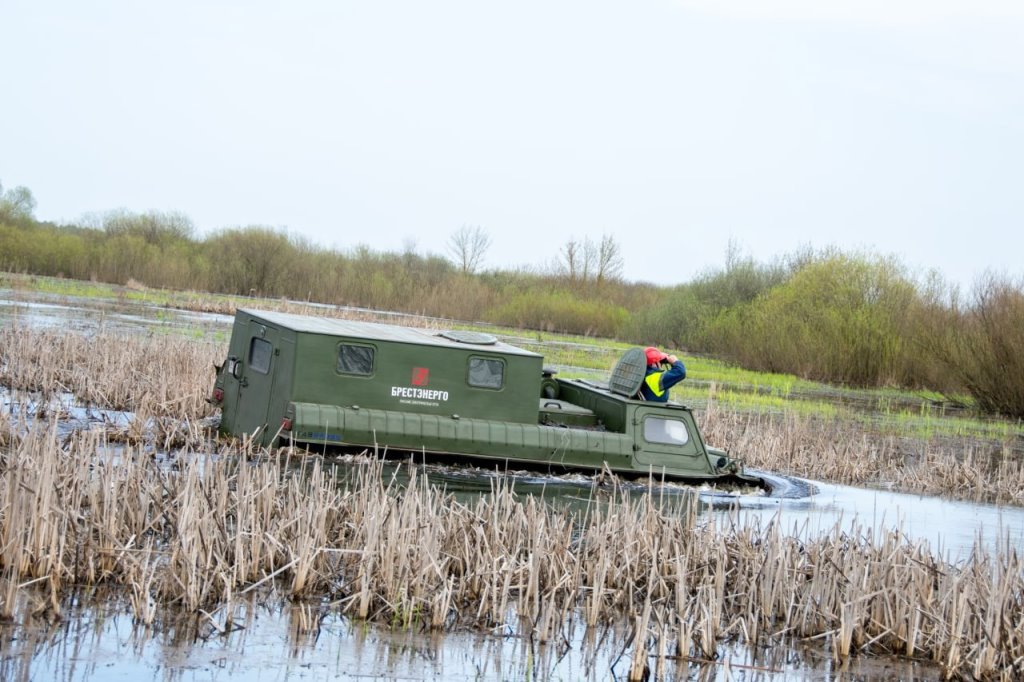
<box><xmin>286</xmin><ymin>402</ymin><xmax>766</xmax><ymax>487</ymax></box>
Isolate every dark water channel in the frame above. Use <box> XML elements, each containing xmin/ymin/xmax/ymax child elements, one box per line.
<box><xmin>2</xmin><ymin>289</ymin><xmax>1022</xmax><ymax>680</ymax></box>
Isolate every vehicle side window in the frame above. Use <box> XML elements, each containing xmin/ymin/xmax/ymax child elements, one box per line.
<box><xmin>249</xmin><ymin>337</ymin><xmax>273</xmax><ymax>375</ymax></box>
<box><xmin>338</xmin><ymin>344</ymin><xmax>375</xmax><ymax>375</ymax></box>
<box><xmin>643</xmin><ymin>417</ymin><xmax>690</xmax><ymax>446</ymax></box>
<box><xmin>468</xmin><ymin>357</ymin><xmax>504</xmax><ymax>389</ymax></box>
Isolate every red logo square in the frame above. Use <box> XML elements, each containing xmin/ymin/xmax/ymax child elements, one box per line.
<box><xmin>412</xmin><ymin>367</ymin><xmax>429</xmax><ymax>386</ymax></box>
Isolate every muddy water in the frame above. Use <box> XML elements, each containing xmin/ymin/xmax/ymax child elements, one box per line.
<box><xmin>0</xmin><ymin>288</ymin><xmax>1017</xmax><ymax>680</ymax></box>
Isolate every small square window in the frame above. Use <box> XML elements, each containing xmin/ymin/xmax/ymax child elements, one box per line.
<box><xmin>468</xmin><ymin>357</ymin><xmax>504</xmax><ymax>389</ymax></box>
<box><xmin>249</xmin><ymin>337</ymin><xmax>273</xmax><ymax>375</ymax></box>
<box><xmin>338</xmin><ymin>344</ymin><xmax>375</xmax><ymax>375</ymax></box>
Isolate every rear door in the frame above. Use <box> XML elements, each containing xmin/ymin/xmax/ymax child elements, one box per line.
<box><xmin>233</xmin><ymin>320</ymin><xmax>281</xmax><ymax>442</ymax></box>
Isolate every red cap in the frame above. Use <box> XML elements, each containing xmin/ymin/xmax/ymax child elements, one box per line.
<box><xmin>644</xmin><ymin>347</ymin><xmax>667</xmax><ymax>366</ymax></box>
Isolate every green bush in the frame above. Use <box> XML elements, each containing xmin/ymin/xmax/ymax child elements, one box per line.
<box><xmin>486</xmin><ymin>290</ymin><xmax>628</xmax><ymax>337</ymax></box>
<box><xmin>202</xmin><ymin>227</ymin><xmax>296</xmax><ymax>296</ymax></box>
<box><xmin>627</xmin><ymin>286</ymin><xmax>711</xmax><ymax>350</ymax></box>
<box><xmin>920</xmin><ymin>275</ymin><xmax>1024</xmax><ymax>418</ymax></box>
<box><xmin>628</xmin><ymin>248</ymin><xmax>795</xmax><ymax>351</ymax></box>
<box><xmin>706</xmin><ymin>254</ymin><xmax>918</xmax><ymax>386</ymax></box>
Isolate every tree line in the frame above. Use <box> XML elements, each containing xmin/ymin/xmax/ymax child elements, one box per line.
<box><xmin>1</xmin><ymin>181</ymin><xmax>1022</xmax><ymax>418</ymax></box>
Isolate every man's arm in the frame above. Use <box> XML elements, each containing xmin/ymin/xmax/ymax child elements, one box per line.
<box><xmin>659</xmin><ymin>355</ymin><xmax>687</xmax><ymax>391</ymax></box>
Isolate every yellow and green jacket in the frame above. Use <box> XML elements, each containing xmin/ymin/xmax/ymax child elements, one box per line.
<box><xmin>639</xmin><ymin>360</ymin><xmax>686</xmax><ymax>402</ymax></box>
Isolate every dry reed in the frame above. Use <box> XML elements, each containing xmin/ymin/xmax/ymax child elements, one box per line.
<box><xmin>0</xmin><ymin>421</ymin><xmax>1021</xmax><ymax>679</ymax></box>
<box><xmin>0</xmin><ymin>323</ymin><xmax>219</xmax><ymax>421</ymax></box>
<box><xmin>700</xmin><ymin>399</ymin><xmax>1024</xmax><ymax>506</ymax></box>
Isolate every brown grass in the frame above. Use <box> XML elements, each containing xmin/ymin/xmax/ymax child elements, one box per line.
<box><xmin>700</xmin><ymin>400</ymin><xmax>1024</xmax><ymax>506</ymax></box>
<box><xmin>0</xmin><ymin>324</ymin><xmax>219</xmax><ymax>420</ymax></box>
<box><xmin>0</xmin><ymin>423</ymin><xmax>1021</xmax><ymax>679</ymax></box>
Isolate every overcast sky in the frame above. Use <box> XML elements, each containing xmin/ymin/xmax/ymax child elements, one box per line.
<box><xmin>2</xmin><ymin>0</ymin><xmax>1021</xmax><ymax>288</ymax></box>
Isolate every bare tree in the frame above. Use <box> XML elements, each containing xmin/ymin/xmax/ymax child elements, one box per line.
<box><xmin>581</xmin><ymin>238</ymin><xmax>597</xmax><ymax>283</ymax></box>
<box><xmin>447</xmin><ymin>225</ymin><xmax>491</xmax><ymax>274</ymax></box>
<box><xmin>596</xmin><ymin>233</ymin><xmax>624</xmax><ymax>284</ymax></box>
<box><xmin>724</xmin><ymin>237</ymin><xmax>743</xmax><ymax>273</ymax></box>
<box><xmin>559</xmin><ymin>233</ymin><xmax>624</xmax><ymax>286</ymax></box>
<box><xmin>560</xmin><ymin>237</ymin><xmax>581</xmax><ymax>283</ymax></box>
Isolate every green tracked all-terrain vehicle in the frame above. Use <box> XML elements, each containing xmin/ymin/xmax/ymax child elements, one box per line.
<box><xmin>211</xmin><ymin>308</ymin><xmax>765</xmax><ymax>487</ymax></box>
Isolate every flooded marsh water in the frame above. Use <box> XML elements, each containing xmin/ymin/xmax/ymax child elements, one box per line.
<box><xmin>1</xmin><ymin>596</ymin><xmax>948</xmax><ymax>681</ymax></box>
<box><xmin>1</xmin><ymin>286</ymin><xmax>1022</xmax><ymax>680</ymax></box>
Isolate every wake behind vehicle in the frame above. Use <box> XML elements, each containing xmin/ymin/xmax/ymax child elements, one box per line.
<box><xmin>211</xmin><ymin>308</ymin><xmax>766</xmax><ymax>488</ymax></box>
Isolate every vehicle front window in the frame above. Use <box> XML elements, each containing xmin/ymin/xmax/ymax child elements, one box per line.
<box><xmin>643</xmin><ymin>417</ymin><xmax>690</xmax><ymax>446</ymax></box>
<box><xmin>468</xmin><ymin>357</ymin><xmax>504</xmax><ymax>389</ymax></box>
<box><xmin>249</xmin><ymin>337</ymin><xmax>273</xmax><ymax>375</ymax></box>
<box><xmin>338</xmin><ymin>344</ymin><xmax>375</xmax><ymax>375</ymax></box>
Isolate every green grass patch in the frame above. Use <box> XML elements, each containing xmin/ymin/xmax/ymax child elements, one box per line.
<box><xmin>23</xmin><ymin>276</ymin><xmax>119</xmax><ymax>299</ymax></box>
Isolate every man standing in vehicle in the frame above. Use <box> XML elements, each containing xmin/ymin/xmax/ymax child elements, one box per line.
<box><xmin>640</xmin><ymin>346</ymin><xmax>686</xmax><ymax>402</ymax></box>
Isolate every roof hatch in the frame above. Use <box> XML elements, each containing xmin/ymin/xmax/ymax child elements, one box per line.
<box><xmin>608</xmin><ymin>347</ymin><xmax>647</xmax><ymax>397</ymax></box>
<box><xmin>437</xmin><ymin>330</ymin><xmax>498</xmax><ymax>345</ymax></box>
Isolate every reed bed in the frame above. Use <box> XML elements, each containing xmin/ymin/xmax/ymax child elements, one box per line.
<box><xmin>0</xmin><ymin>323</ymin><xmax>219</xmax><ymax>421</ymax></box>
<box><xmin>700</xmin><ymin>399</ymin><xmax>1024</xmax><ymax>506</ymax></box>
<box><xmin>0</xmin><ymin>423</ymin><xmax>1021</xmax><ymax>680</ymax></box>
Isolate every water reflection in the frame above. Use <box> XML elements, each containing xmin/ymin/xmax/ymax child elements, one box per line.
<box><xmin>0</xmin><ymin>288</ymin><xmax>232</xmax><ymax>338</ymax></box>
<box><xmin>0</xmin><ymin>593</ymin><xmax>947</xmax><ymax>681</ymax></box>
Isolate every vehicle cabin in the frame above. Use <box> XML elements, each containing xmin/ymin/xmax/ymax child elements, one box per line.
<box><xmin>215</xmin><ymin>308</ymin><xmax>544</xmax><ymax>440</ymax></box>
<box><xmin>212</xmin><ymin>308</ymin><xmax>747</xmax><ymax>482</ymax></box>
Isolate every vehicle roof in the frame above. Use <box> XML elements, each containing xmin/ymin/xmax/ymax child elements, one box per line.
<box><xmin>238</xmin><ymin>308</ymin><xmax>541</xmax><ymax>357</ymax></box>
